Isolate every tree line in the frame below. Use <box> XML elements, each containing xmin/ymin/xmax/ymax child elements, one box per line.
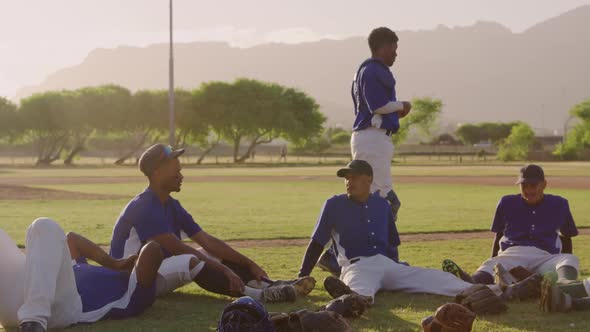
<box><xmin>0</xmin><ymin>79</ymin><xmax>447</xmax><ymax>165</ymax></box>
<box><xmin>0</xmin><ymin>79</ymin><xmax>325</xmax><ymax>165</ymax></box>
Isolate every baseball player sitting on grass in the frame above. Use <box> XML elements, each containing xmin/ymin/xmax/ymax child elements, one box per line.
<box><xmin>0</xmin><ymin>218</ymin><xmax>163</xmax><ymax>332</ymax></box>
<box><xmin>442</xmin><ymin>164</ymin><xmax>580</xmax><ymax>291</ymax></box>
<box><xmin>297</xmin><ymin>160</ymin><xmax>541</xmax><ymax>319</ymax></box>
<box><xmin>109</xmin><ymin>144</ymin><xmax>314</xmax><ymax>304</ymax></box>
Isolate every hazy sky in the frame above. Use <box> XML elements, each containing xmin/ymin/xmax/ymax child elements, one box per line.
<box><xmin>1</xmin><ymin>0</ymin><xmax>589</xmax><ymax>98</ymax></box>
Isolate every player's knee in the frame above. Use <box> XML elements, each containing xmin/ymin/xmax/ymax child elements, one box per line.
<box><xmin>65</xmin><ymin>231</ymin><xmax>78</xmax><ymax>242</ymax></box>
<box><xmin>29</xmin><ymin>217</ymin><xmax>63</xmax><ymax>237</ymax></box>
<box><xmin>141</xmin><ymin>241</ymin><xmax>164</xmax><ymax>261</ymax></box>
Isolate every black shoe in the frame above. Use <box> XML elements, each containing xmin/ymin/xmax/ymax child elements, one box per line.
<box><xmin>324</xmin><ymin>276</ymin><xmax>353</xmax><ymax>299</ymax></box>
<box><xmin>20</xmin><ymin>321</ymin><xmax>46</xmax><ymax>332</ymax></box>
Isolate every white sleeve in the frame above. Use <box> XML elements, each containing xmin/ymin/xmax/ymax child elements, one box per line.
<box><xmin>374</xmin><ymin>101</ymin><xmax>404</xmax><ymax>115</ymax></box>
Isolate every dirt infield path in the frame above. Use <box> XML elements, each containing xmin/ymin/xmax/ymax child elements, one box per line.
<box><xmin>222</xmin><ymin>228</ymin><xmax>590</xmax><ymax>248</ymax></box>
<box><xmin>0</xmin><ymin>184</ymin><xmax>126</xmax><ymax>200</ymax></box>
<box><xmin>94</xmin><ymin>228</ymin><xmax>590</xmax><ymax>251</ymax></box>
<box><xmin>2</xmin><ymin>175</ymin><xmax>589</xmax><ymax>189</ymax></box>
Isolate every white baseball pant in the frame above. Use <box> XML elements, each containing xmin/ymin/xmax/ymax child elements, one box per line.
<box><xmin>475</xmin><ymin>246</ymin><xmax>579</xmax><ymax>276</ymax></box>
<box><xmin>8</xmin><ymin>218</ymin><xmax>83</xmax><ymax>329</ymax></box>
<box><xmin>340</xmin><ymin>254</ymin><xmax>478</xmax><ymax>301</ymax></box>
<box><xmin>351</xmin><ymin>127</ymin><xmax>394</xmax><ymax>198</ymax></box>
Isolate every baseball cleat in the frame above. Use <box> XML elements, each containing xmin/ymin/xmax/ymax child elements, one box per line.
<box><xmin>19</xmin><ymin>321</ymin><xmax>46</xmax><ymax>332</ymax></box>
<box><xmin>262</xmin><ymin>284</ymin><xmax>297</xmax><ymax>303</ymax></box>
<box><xmin>324</xmin><ymin>276</ymin><xmax>353</xmax><ymax>299</ymax></box>
<box><xmin>501</xmin><ymin>273</ymin><xmax>542</xmax><ymax>301</ymax></box>
<box><xmin>494</xmin><ymin>263</ymin><xmax>518</xmax><ymax>288</ymax></box>
<box><xmin>442</xmin><ymin>259</ymin><xmax>473</xmax><ymax>283</ymax></box>
<box><xmin>540</xmin><ymin>277</ymin><xmax>572</xmax><ymax>312</ymax></box>
<box><xmin>268</xmin><ymin>276</ymin><xmax>316</xmax><ymax>297</ymax></box>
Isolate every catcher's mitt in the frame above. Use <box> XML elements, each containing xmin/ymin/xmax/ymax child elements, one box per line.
<box><xmin>270</xmin><ymin>310</ymin><xmax>351</xmax><ymax>332</ymax></box>
<box><xmin>509</xmin><ymin>266</ymin><xmax>533</xmax><ymax>282</ymax></box>
<box><xmin>320</xmin><ymin>294</ymin><xmax>369</xmax><ymax>318</ymax></box>
<box><xmin>424</xmin><ymin>303</ymin><xmax>476</xmax><ymax>331</ymax></box>
<box><xmin>455</xmin><ymin>284</ymin><xmax>507</xmax><ymax>315</ymax></box>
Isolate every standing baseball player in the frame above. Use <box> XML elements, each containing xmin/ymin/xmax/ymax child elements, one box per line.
<box><xmin>317</xmin><ymin>26</ymin><xmax>412</xmax><ymax>275</ymax></box>
<box><xmin>350</xmin><ymin>27</ymin><xmax>411</xmax><ymax>218</ymax></box>
<box><xmin>109</xmin><ymin>144</ymin><xmax>314</xmax><ymax>304</ymax></box>
<box><xmin>0</xmin><ymin>218</ymin><xmax>163</xmax><ymax>332</ymax></box>
<box><xmin>443</xmin><ymin>164</ymin><xmax>580</xmax><ymax>286</ymax></box>
<box><xmin>298</xmin><ymin>160</ymin><xmax>538</xmax><ymax>311</ymax></box>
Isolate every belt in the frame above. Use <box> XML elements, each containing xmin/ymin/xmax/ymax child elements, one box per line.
<box><xmin>349</xmin><ymin>258</ymin><xmax>361</xmax><ymax>264</ymax></box>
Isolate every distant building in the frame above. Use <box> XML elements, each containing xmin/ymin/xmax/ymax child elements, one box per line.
<box><xmin>532</xmin><ymin>136</ymin><xmax>563</xmax><ymax>151</ymax></box>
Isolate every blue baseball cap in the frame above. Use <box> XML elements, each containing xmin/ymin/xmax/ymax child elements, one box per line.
<box><xmin>139</xmin><ymin>143</ymin><xmax>185</xmax><ymax>176</ymax></box>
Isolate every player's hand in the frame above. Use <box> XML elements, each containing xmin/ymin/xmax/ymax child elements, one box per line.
<box><xmin>399</xmin><ymin>101</ymin><xmax>412</xmax><ymax>118</ymax></box>
<box><xmin>223</xmin><ymin>267</ymin><xmax>246</xmax><ymax>295</ymax></box>
<box><xmin>247</xmin><ymin>261</ymin><xmax>269</xmax><ymax>286</ymax></box>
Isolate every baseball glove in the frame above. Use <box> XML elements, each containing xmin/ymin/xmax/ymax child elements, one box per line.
<box><xmin>320</xmin><ymin>294</ymin><xmax>369</xmax><ymax>318</ymax></box>
<box><xmin>270</xmin><ymin>310</ymin><xmax>351</xmax><ymax>332</ymax></box>
<box><xmin>421</xmin><ymin>303</ymin><xmax>476</xmax><ymax>332</ymax></box>
<box><xmin>455</xmin><ymin>284</ymin><xmax>507</xmax><ymax>315</ymax></box>
<box><xmin>509</xmin><ymin>266</ymin><xmax>533</xmax><ymax>282</ymax></box>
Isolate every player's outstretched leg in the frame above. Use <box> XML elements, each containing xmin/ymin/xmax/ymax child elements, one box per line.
<box><xmin>442</xmin><ymin>259</ymin><xmax>475</xmax><ymax>283</ymax></box>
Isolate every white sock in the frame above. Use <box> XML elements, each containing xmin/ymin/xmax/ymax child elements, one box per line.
<box><xmin>243</xmin><ymin>286</ymin><xmax>263</xmax><ymax>301</ymax></box>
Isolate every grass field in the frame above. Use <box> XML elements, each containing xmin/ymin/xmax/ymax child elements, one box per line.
<box><xmin>1</xmin><ymin>162</ymin><xmax>590</xmax><ymax>331</ymax></box>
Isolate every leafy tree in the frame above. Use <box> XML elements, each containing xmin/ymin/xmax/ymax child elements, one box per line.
<box><xmin>200</xmin><ymin>79</ymin><xmax>325</xmax><ymax>163</ymax></box>
<box><xmin>497</xmin><ymin>122</ymin><xmax>535</xmax><ymax>161</ymax></box>
<box><xmin>19</xmin><ymin>91</ymin><xmax>73</xmax><ymax>165</ymax></box>
<box><xmin>456</xmin><ymin>122</ymin><xmax>519</xmax><ymax>146</ymax></box>
<box><xmin>392</xmin><ymin>97</ymin><xmax>442</xmax><ymax>145</ymax></box>
<box><xmin>554</xmin><ymin>99</ymin><xmax>590</xmax><ymax>160</ymax></box>
<box><xmin>0</xmin><ymin>97</ymin><xmax>19</xmax><ymax>141</ymax></box>
<box><xmin>114</xmin><ymin>88</ymin><xmax>164</xmax><ymax>165</ymax></box>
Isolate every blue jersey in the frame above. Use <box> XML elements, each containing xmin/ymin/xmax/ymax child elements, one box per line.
<box><xmin>110</xmin><ymin>188</ymin><xmax>202</xmax><ymax>259</ymax></box>
<box><xmin>73</xmin><ymin>258</ymin><xmax>155</xmax><ymax>322</ymax></box>
<box><xmin>491</xmin><ymin>194</ymin><xmax>578</xmax><ymax>254</ymax></box>
<box><xmin>351</xmin><ymin>58</ymin><xmax>400</xmax><ymax>133</ymax></box>
<box><xmin>311</xmin><ymin>193</ymin><xmax>400</xmax><ymax>265</ymax></box>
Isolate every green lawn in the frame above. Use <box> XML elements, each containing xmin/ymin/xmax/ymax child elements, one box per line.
<box><xmin>1</xmin><ymin>164</ymin><xmax>590</xmax><ymax>331</ymax></box>
<box><xmin>2</xmin><ymin>181</ymin><xmax>589</xmax><ymax>246</ymax></box>
<box><xmin>1</xmin><ymin>161</ymin><xmax>590</xmax><ymax>179</ymax></box>
<box><xmin>3</xmin><ymin>237</ymin><xmax>586</xmax><ymax>332</ymax></box>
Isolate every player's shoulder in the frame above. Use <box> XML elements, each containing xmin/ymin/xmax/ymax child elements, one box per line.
<box><xmin>369</xmin><ymin>192</ymin><xmax>390</xmax><ymax>205</ymax></box>
<box><xmin>362</xmin><ymin>59</ymin><xmax>388</xmax><ymax>72</ymax></box>
<box><xmin>124</xmin><ymin>188</ymin><xmax>160</xmax><ymax>214</ymax></box>
<box><xmin>498</xmin><ymin>194</ymin><xmax>520</xmax><ymax>204</ymax></box>
<box><xmin>543</xmin><ymin>194</ymin><xmax>569</xmax><ymax>206</ymax></box>
<box><xmin>326</xmin><ymin>194</ymin><xmax>348</xmax><ymax>204</ymax></box>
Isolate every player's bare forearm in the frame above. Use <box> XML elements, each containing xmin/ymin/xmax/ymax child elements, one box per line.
<box><xmin>66</xmin><ymin>232</ymin><xmax>117</xmax><ymax>268</ymax></box>
<box><xmin>491</xmin><ymin>232</ymin><xmax>503</xmax><ymax>257</ymax></box>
